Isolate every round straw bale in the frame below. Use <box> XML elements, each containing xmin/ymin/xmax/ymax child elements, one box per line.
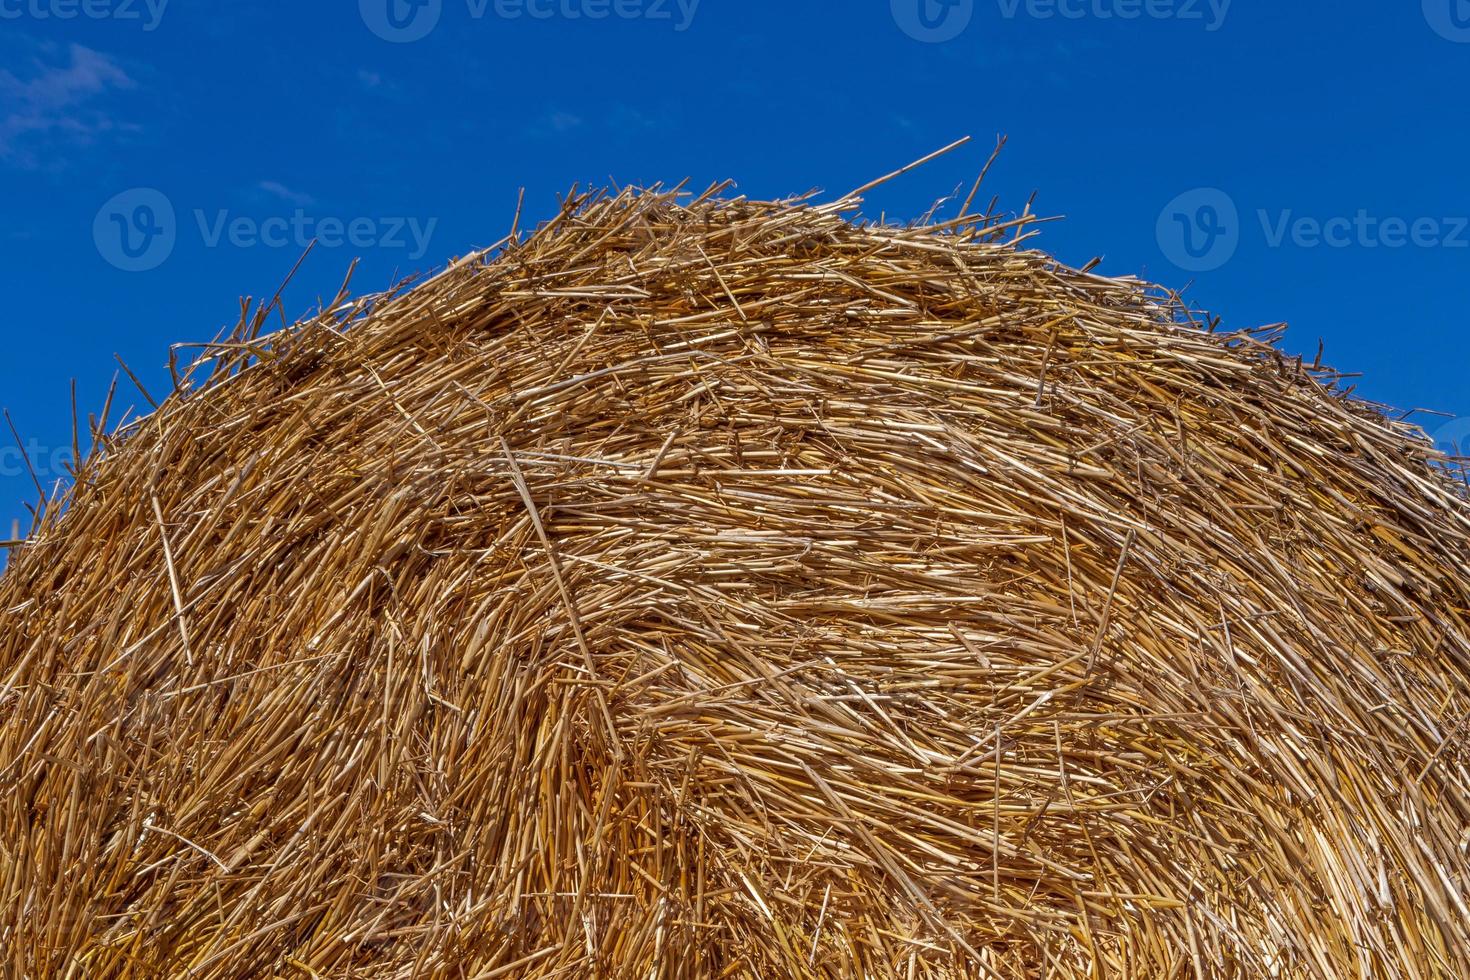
<box><xmin>2</xmin><ymin>188</ymin><xmax>1469</xmax><ymax>978</ymax></box>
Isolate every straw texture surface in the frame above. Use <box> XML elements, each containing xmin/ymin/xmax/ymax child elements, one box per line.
<box><xmin>2</xmin><ymin>186</ymin><xmax>1469</xmax><ymax>978</ymax></box>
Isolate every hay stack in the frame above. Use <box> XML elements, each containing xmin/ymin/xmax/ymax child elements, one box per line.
<box><xmin>2</xmin><ymin>182</ymin><xmax>1469</xmax><ymax>979</ymax></box>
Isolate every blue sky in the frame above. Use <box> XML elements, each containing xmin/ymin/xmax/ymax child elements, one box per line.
<box><xmin>1</xmin><ymin>0</ymin><xmax>1467</xmax><ymax>540</ymax></box>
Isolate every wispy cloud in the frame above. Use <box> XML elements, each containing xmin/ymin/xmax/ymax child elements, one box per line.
<box><xmin>526</xmin><ymin>104</ymin><xmax>679</xmax><ymax>143</ymax></box>
<box><xmin>0</xmin><ymin>44</ymin><xmax>136</xmax><ymax>167</ymax></box>
<box><xmin>257</xmin><ymin>180</ymin><xmax>315</xmax><ymax>207</ymax></box>
<box><xmin>354</xmin><ymin>68</ymin><xmax>408</xmax><ymax>101</ymax></box>
<box><xmin>526</xmin><ymin>109</ymin><xmax>585</xmax><ymax>139</ymax></box>
<box><xmin>606</xmin><ymin>104</ymin><xmax>659</xmax><ymax>132</ymax></box>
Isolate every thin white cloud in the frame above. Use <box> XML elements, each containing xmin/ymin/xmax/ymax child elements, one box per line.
<box><xmin>257</xmin><ymin>180</ymin><xmax>315</xmax><ymax>207</ymax></box>
<box><xmin>0</xmin><ymin>44</ymin><xmax>136</xmax><ymax>167</ymax></box>
<box><xmin>606</xmin><ymin>104</ymin><xmax>658</xmax><ymax>131</ymax></box>
<box><xmin>525</xmin><ymin>109</ymin><xmax>585</xmax><ymax>139</ymax></box>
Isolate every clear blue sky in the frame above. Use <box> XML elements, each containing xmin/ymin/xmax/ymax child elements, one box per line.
<box><xmin>2</xmin><ymin>0</ymin><xmax>1467</xmax><ymax>539</ymax></box>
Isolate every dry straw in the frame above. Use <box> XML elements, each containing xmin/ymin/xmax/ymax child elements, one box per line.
<box><xmin>2</xmin><ymin>155</ymin><xmax>1469</xmax><ymax>977</ymax></box>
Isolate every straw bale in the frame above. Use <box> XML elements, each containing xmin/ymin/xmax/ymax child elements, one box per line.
<box><xmin>2</xmin><ymin>184</ymin><xmax>1468</xmax><ymax>978</ymax></box>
